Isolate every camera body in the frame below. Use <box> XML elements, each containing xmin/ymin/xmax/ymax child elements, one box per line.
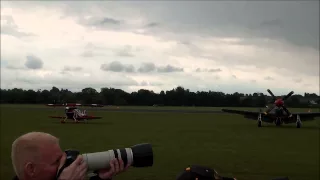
<box><xmin>64</xmin><ymin>149</ymin><xmax>80</xmax><ymax>167</ymax></box>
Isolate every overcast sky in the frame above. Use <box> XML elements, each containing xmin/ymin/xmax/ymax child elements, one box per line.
<box><xmin>1</xmin><ymin>1</ymin><xmax>319</xmax><ymax>95</ymax></box>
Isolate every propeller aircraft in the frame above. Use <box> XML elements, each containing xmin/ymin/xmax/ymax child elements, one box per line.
<box><xmin>47</xmin><ymin>103</ymin><xmax>103</xmax><ymax>123</ymax></box>
<box><xmin>222</xmin><ymin>89</ymin><xmax>320</xmax><ymax>128</ymax></box>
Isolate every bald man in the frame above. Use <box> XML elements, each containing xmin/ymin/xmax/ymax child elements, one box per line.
<box><xmin>11</xmin><ymin>132</ymin><xmax>129</xmax><ymax>180</ymax></box>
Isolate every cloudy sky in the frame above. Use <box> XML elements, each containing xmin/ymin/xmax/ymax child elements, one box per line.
<box><xmin>1</xmin><ymin>1</ymin><xmax>319</xmax><ymax>95</ymax></box>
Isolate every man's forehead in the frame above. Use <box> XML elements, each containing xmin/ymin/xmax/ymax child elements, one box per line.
<box><xmin>39</xmin><ymin>143</ymin><xmax>63</xmax><ymax>160</ymax></box>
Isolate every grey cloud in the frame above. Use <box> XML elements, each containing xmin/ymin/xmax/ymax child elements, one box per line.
<box><xmin>74</xmin><ymin>15</ymin><xmax>139</xmax><ymax>32</ymax></box>
<box><xmin>116</xmin><ymin>51</ymin><xmax>134</xmax><ymax>57</ymax></box>
<box><xmin>208</xmin><ymin>68</ymin><xmax>222</xmax><ymax>73</ymax></box>
<box><xmin>79</xmin><ymin>16</ymin><xmax>122</xmax><ymax>28</ymax></box>
<box><xmin>124</xmin><ymin>64</ymin><xmax>135</xmax><ymax>72</ymax></box>
<box><xmin>149</xmin><ymin>82</ymin><xmax>163</xmax><ymax>86</ymax></box>
<box><xmin>195</xmin><ymin>68</ymin><xmax>201</xmax><ymax>72</ymax></box>
<box><xmin>179</xmin><ymin>41</ymin><xmax>192</xmax><ymax>46</ymax></box>
<box><xmin>138</xmin><ymin>63</ymin><xmax>183</xmax><ymax>73</ymax></box>
<box><xmin>81</xmin><ymin>43</ymin><xmax>107</xmax><ymax>57</ymax></box>
<box><xmin>124</xmin><ymin>1</ymin><xmax>319</xmax><ymax>50</ymax></box>
<box><xmin>115</xmin><ymin>46</ymin><xmax>135</xmax><ymax>57</ymax></box>
<box><xmin>63</xmin><ymin>66</ymin><xmax>83</xmax><ymax>72</ymax></box>
<box><xmin>146</xmin><ymin>22</ymin><xmax>159</xmax><ymax>28</ymax></box>
<box><xmin>140</xmin><ymin>81</ymin><xmax>148</xmax><ymax>86</ymax></box>
<box><xmin>139</xmin><ymin>81</ymin><xmax>163</xmax><ymax>86</ymax></box>
<box><xmin>84</xmin><ymin>42</ymin><xmax>107</xmax><ymax>51</ymax></box>
<box><xmin>264</xmin><ymin>76</ymin><xmax>274</xmax><ymax>81</ymax></box>
<box><xmin>15</xmin><ymin>77</ymin><xmax>37</xmax><ymax>85</ymax></box>
<box><xmin>232</xmin><ymin>75</ymin><xmax>237</xmax><ymax>79</ymax></box>
<box><xmin>100</xmin><ymin>61</ymin><xmax>135</xmax><ymax>73</ymax></box>
<box><xmin>80</xmin><ymin>51</ymin><xmax>94</xmax><ymax>57</ymax></box>
<box><xmin>100</xmin><ymin>61</ymin><xmax>184</xmax><ymax>73</ymax></box>
<box><xmin>251</xmin><ymin>80</ymin><xmax>257</xmax><ymax>83</ymax></box>
<box><xmin>179</xmin><ymin>39</ymin><xmax>319</xmax><ymax>77</ymax></box>
<box><xmin>138</xmin><ymin>63</ymin><xmax>156</xmax><ymax>73</ymax></box>
<box><xmin>6</xmin><ymin>65</ymin><xmax>26</xmax><ymax>70</ymax></box>
<box><xmin>259</xmin><ymin>19</ymin><xmax>284</xmax><ymax>28</ymax></box>
<box><xmin>10</xmin><ymin>73</ymin><xmax>139</xmax><ymax>91</ymax></box>
<box><xmin>195</xmin><ymin>68</ymin><xmax>222</xmax><ymax>73</ymax></box>
<box><xmin>100</xmin><ymin>17</ymin><xmax>121</xmax><ymax>25</ymax></box>
<box><xmin>8</xmin><ymin>1</ymin><xmax>319</xmax><ymax>49</ymax></box>
<box><xmin>157</xmin><ymin>65</ymin><xmax>183</xmax><ymax>73</ymax></box>
<box><xmin>213</xmin><ymin>76</ymin><xmax>220</xmax><ymax>80</ymax></box>
<box><xmin>25</xmin><ymin>55</ymin><xmax>43</xmax><ymax>69</ymax></box>
<box><xmin>1</xmin><ymin>15</ymin><xmax>35</xmax><ymax>38</ymax></box>
<box><xmin>293</xmin><ymin>78</ymin><xmax>302</xmax><ymax>83</ymax></box>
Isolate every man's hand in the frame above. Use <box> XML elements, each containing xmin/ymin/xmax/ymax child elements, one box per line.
<box><xmin>58</xmin><ymin>155</ymin><xmax>88</xmax><ymax>180</ymax></box>
<box><xmin>97</xmin><ymin>158</ymin><xmax>130</xmax><ymax>179</ymax></box>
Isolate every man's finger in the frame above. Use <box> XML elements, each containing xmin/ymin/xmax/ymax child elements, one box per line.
<box><xmin>79</xmin><ymin>161</ymin><xmax>88</xmax><ymax>172</ymax></box>
<box><xmin>79</xmin><ymin>167</ymin><xmax>87</xmax><ymax>179</ymax></box>
<box><xmin>101</xmin><ymin>160</ymin><xmax>115</xmax><ymax>177</ymax></box>
<box><xmin>109</xmin><ymin>159</ymin><xmax>115</xmax><ymax>173</ymax></box>
<box><xmin>114</xmin><ymin>158</ymin><xmax>119</xmax><ymax>173</ymax></box>
<box><xmin>70</xmin><ymin>155</ymin><xmax>83</xmax><ymax>168</ymax></box>
<box><xmin>119</xmin><ymin>158</ymin><xmax>124</xmax><ymax>171</ymax></box>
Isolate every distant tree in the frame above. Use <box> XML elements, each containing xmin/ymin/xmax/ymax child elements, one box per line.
<box><xmin>0</xmin><ymin>86</ymin><xmax>318</xmax><ymax>108</ymax></box>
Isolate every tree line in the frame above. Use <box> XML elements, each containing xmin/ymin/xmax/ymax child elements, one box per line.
<box><xmin>0</xmin><ymin>86</ymin><xmax>319</xmax><ymax>108</ymax></box>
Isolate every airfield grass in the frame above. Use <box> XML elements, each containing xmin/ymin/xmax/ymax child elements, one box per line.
<box><xmin>1</xmin><ymin>105</ymin><xmax>319</xmax><ymax>180</ymax></box>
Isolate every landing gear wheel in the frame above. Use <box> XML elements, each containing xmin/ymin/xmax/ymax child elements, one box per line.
<box><xmin>258</xmin><ymin>121</ymin><xmax>262</xmax><ymax>127</ymax></box>
<box><xmin>296</xmin><ymin>114</ymin><xmax>301</xmax><ymax>128</ymax></box>
<box><xmin>275</xmin><ymin>119</ymin><xmax>281</xmax><ymax>126</ymax></box>
<box><xmin>257</xmin><ymin>113</ymin><xmax>262</xmax><ymax>127</ymax></box>
<box><xmin>296</xmin><ymin>121</ymin><xmax>301</xmax><ymax>128</ymax></box>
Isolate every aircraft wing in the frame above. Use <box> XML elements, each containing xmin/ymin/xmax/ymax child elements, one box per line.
<box><xmin>49</xmin><ymin>116</ymin><xmax>65</xmax><ymax>119</ymax></box>
<box><xmin>78</xmin><ymin>116</ymin><xmax>102</xmax><ymax>120</ymax></box>
<box><xmin>292</xmin><ymin>112</ymin><xmax>320</xmax><ymax>121</ymax></box>
<box><xmin>222</xmin><ymin>108</ymin><xmax>276</xmax><ymax>123</ymax></box>
<box><xmin>222</xmin><ymin>108</ymin><xmax>261</xmax><ymax>118</ymax></box>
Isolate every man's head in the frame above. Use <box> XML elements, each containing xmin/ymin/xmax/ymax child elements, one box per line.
<box><xmin>11</xmin><ymin>132</ymin><xmax>65</xmax><ymax>180</ymax></box>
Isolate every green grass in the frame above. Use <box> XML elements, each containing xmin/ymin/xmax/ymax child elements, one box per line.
<box><xmin>1</xmin><ymin>105</ymin><xmax>319</xmax><ymax>180</ymax></box>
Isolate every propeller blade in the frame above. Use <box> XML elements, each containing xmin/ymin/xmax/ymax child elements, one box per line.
<box><xmin>282</xmin><ymin>91</ymin><xmax>294</xmax><ymax>101</ymax></box>
<box><xmin>267</xmin><ymin>89</ymin><xmax>276</xmax><ymax>101</ymax></box>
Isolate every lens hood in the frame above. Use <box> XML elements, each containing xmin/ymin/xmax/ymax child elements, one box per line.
<box><xmin>131</xmin><ymin>143</ymin><xmax>153</xmax><ymax>167</ymax></box>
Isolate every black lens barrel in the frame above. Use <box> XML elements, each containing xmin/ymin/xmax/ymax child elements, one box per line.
<box><xmin>131</xmin><ymin>143</ymin><xmax>153</xmax><ymax>167</ymax></box>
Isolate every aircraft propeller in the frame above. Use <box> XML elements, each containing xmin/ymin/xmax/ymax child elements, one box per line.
<box><xmin>266</xmin><ymin>89</ymin><xmax>294</xmax><ymax>104</ymax></box>
<box><xmin>267</xmin><ymin>89</ymin><xmax>276</xmax><ymax>102</ymax></box>
<box><xmin>282</xmin><ymin>91</ymin><xmax>294</xmax><ymax>101</ymax></box>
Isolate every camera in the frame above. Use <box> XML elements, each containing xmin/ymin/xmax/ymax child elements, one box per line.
<box><xmin>62</xmin><ymin>143</ymin><xmax>153</xmax><ymax>171</ymax></box>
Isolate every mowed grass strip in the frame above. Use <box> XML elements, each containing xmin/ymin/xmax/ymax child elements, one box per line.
<box><xmin>1</xmin><ymin>106</ymin><xmax>319</xmax><ymax>180</ymax></box>
<box><xmin>1</xmin><ymin>104</ymin><xmax>318</xmax><ymax>113</ymax></box>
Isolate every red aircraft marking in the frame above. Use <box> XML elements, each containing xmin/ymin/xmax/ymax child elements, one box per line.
<box><xmin>274</xmin><ymin>99</ymin><xmax>284</xmax><ymax>107</ymax></box>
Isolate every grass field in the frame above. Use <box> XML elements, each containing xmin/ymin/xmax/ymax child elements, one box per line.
<box><xmin>1</xmin><ymin>105</ymin><xmax>319</xmax><ymax>180</ymax></box>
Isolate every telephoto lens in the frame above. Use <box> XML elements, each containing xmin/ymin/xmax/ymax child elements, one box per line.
<box><xmin>82</xmin><ymin>143</ymin><xmax>153</xmax><ymax>171</ymax></box>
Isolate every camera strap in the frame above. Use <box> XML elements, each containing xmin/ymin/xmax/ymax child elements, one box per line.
<box><xmin>55</xmin><ymin>163</ymin><xmax>68</xmax><ymax>180</ymax></box>
<box><xmin>55</xmin><ymin>149</ymin><xmax>80</xmax><ymax>180</ymax></box>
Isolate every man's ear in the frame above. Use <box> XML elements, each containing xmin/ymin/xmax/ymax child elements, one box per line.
<box><xmin>25</xmin><ymin>162</ymin><xmax>36</xmax><ymax>177</ymax></box>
